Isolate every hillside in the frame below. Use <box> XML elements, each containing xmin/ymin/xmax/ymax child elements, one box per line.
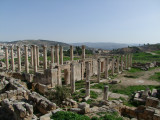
<box><xmin>139</xmin><ymin>44</ymin><xmax>160</xmax><ymax>52</ymax></box>
<box><xmin>0</xmin><ymin>39</ymin><xmax>71</xmax><ymax>50</ymax></box>
<box><xmin>110</xmin><ymin>43</ymin><xmax>160</xmax><ymax>54</ymax></box>
<box><xmin>71</xmin><ymin>42</ymin><xmax>139</xmax><ymax>50</ymax></box>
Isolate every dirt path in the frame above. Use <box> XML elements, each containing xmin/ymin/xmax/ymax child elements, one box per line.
<box><xmin>85</xmin><ymin>68</ymin><xmax>160</xmax><ymax>100</ymax></box>
<box><xmin>113</xmin><ymin>67</ymin><xmax>160</xmax><ymax>86</ymax></box>
<box><xmin>91</xmin><ymin>89</ymin><xmax>129</xmax><ymax>100</ymax></box>
<box><xmin>146</xmin><ymin>51</ymin><xmax>157</xmax><ymax>55</ymax></box>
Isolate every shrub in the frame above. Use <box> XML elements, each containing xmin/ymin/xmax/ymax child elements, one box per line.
<box><xmin>51</xmin><ymin>111</ymin><xmax>123</xmax><ymax>120</ymax></box>
<box><xmin>51</xmin><ymin>111</ymin><xmax>90</xmax><ymax>120</ymax></box>
<box><xmin>102</xmin><ymin>112</ymin><xmax>123</xmax><ymax>120</ymax></box>
<box><xmin>46</xmin><ymin>86</ymin><xmax>71</xmax><ymax>105</ymax></box>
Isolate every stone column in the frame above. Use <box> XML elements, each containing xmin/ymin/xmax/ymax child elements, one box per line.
<box><xmin>125</xmin><ymin>54</ymin><xmax>128</xmax><ymax>69</ymax></box>
<box><xmin>11</xmin><ymin>46</ymin><xmax>15</xmax><ymax>71</ymax></box>
<box><xmin>97</xmin><ymin>59</ymin><xmax>101</xmax><ymax>83</ymax></box>
<box><xmin>103</xmin><ymin>85</ymin><xmax>109</xmax><ymax>100</ymax></box>
<box><xmin>57</xmin><ymin>65</ymin><xmax>62</xmax><ymax>86</ymax></box>
<box><xmin>81</xmin><ymin>61</ymin><xmax>85</xmax><ymax>80</ymax></box>
<box><xmin>33</xmin><ymin>45</ymin><xmax>37</xmax><ymax>73</ymax></box>
<box><xmin>60</xmin><ymin>46</ymin><xmax>63</xmax><ymax>65</ymax></box>
<box><xmin>105</xmin><ymin>57</ymin><xmax>109</xmax><ymax>79</ymax></box>
<box><xmin>51</xmin><ymin>46</ymin><xmax>54</xmax><ymax>63</ymax></box>
<box><xmin>85</xmin><ymin>62</ymin><xmax>90</xmax><ymax>97</ymax></box>
<box><xmin>112</xmin><ymin>58</ymin><xmax>115</xmax><ymax>75</ymax></box>
<box><xmin>36</xmin><ymin>46</ymin><xmax>39</xmax><ymax>67</ymax></box>
<box><xmin>50</xmin><ymin>63</ymin><xmax>56</xmax><ymax>87</ymax></box>
<box><xmin>24</xmin><ymin>45</ymin><xmax>29</xmax><ymax>73</ymax></box>
<box><xmin>85</xmin><ymin>81</ymin><xmax>90</xmax><ymax>97</ymax></box>
<box><xmin>17</xmin><ymin>46</ymin><xmax>21</xmax><ymax>72</ymax></box>
<box><xmin>121</xmin><ymin>55</ymin><xmax>123</xmax><ymax>72</ymax></box>
<box><xmin>5</xmin><ymin>47</ymin><xmax>9</xmax><ymax>70</ymax></box>
<box><xmin>70</xmin><ymin>45</ymin><xmax>73</xmax><ymax>61</ymax></box>
<box><xmin>130</xmin><ymin>54</ymin><xmax>133</xmax><ymax>67</ymax></box>
<box><xmin>101</xmin><ymin>61</ymin><xmax>104</xmax><ymax>72</ymax></box>
<box><xmin>55</xmin><ymin>45</ymin><xmax>59</xmax><ymax>65</ymax></box>
<box><xmin>43</xmin><ymin>45</ymin><xmax>47</xmax><ymax>70</ymax></box>
<box><xmin>64</xmin><ymin>68</ymin><xmax>70</xmax><ymax>85</ymax></box>
<box><xmin>127</xmin><ymin>54</ymin><xmax>130</xmax><ymax>69</ymax></box>
<box><xmin>82</xmin><ymin>45</ymin><xmax>85</xmax><ymax>60</ymax></box>
<box><xmin>71</xmin><ymin>62</ymin><xmax>75</xmax><ymax>93</ymax></box>
<box><xmin>31</xmin><ymin>46</ymin><xmax>33</xmax><ymax>67</ymax></box>
<box><xmin>90</xmin><ymin>60</ymin><xmax>93</xmax><ymax>75</ymax></box>
<box><xmin>117</xmin><ymin>56</ymin><xmax>119</xmax><ymax>74</ymax></box>
<box><xmin>86</xmin><ymin>62</ymin><xmax>90</xmax><ymax>81</ymax></box>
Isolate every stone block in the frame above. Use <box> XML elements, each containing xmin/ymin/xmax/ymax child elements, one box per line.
<box><xmin>70</xmin><ymin>108</ymin><xmax>82</xmax><ymax>114</ymax></box>
<box><xmin>146</xmin><ymin>97</ymin><xmax>160</xmax><ymax>108</ymax></box>
<box><xmin>78</xmin><ymin>102</ymin><xmax>90</xmax><ymax>114</ymax></box>
<box><xmin>152</xmin><ymin>89</ymin><xmax>157</xmax><ymax>97</ymax></box>
<box><xmin>134</xmin><ymin>93</ymin><xmax>140</xmax><ymax>98</ymax></box>
<box><xmin>153</xmin><ymin>114</ymin><xmax>160</xmax><ymax>120</ymax></box>
<box><xmin>25</xmin><ymin>73</ymin><xmax>34</xmax><ymax>82</ymax></box>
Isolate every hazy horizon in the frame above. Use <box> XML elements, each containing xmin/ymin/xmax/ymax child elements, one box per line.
<box><xmin>0</xmin><ymin>39</ymin><xmax>154</xmax><ymax>45</ymax></box>
<box><xmin>0</xmin><ymin>0</ymin><xmax>160</xmax><ymax>44</ymax></box>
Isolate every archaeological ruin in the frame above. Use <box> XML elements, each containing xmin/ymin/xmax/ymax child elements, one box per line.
<box><xmin>0</xmin><ymin>44</ymin><xmax>160</xmax><ymax>120</ymax></box>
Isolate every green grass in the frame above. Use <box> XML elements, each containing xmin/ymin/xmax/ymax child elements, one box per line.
<box><xmin>149</xmin><ymin>72</ymin><xmax>160</xmax><ymax>82</ymax></box>
<box><xmin>91</xmin><ymin>82</ymin><xmax>110</xmax><ymax>89</ymax></box>
<box><xmin>86</xmin><ymin>99</ymin><xmax>96</xmax><ymax>104</ymax></box>
<box><xmin>133</xmin><ymin>52</ymin><xmax>160</xmax><ymax>63</ymax></box>
<box><xmin>127</xmin><ymin>68</ymin><xmax>143</xmax><ymax>73</ymax></box>
<box><xmin>51</xmin><ymin>111</ymin><xmax>123</xmax><ymax>120</ymax></box>
<box><xmin>72</xmin><ymin>89</ymin><xmax>98</xmax><ymax>102</ymax></box>
<box><xmin>75</xmin><ymin>80</ymin><xmax>97</xmax><ymax>90</ymax></box>
<box><xmin>111</xmin><ymin>85</ymin><xmax>160</xmax><ymax>96</ymax></box>
<box><xmin>91</xmin><ymin>82</ymin><xmax>160</xmax><ymax>96</ymax></box>
<box><xmin>75</xmin><ymin>80</ymin><xmax>85</xmax><ymax>90</ymax></box>
<box><xmin>92</xmin><ymin>112</ymin><xmax>123</xmax><ymax>120</ymax></box>
<box><xmin>153</xmin><ymin>50</ymin><xmax>160</xmax><ymax>55</ymax></box>
<box><xmin>51</xmin><ymin>111</ymin><xmax>90</xmax><ymax>120</ymax></box>
<box><xmin>90</xmin><ymin>90</ymin><xmax>98</xmax><ymax>99</ymax></box>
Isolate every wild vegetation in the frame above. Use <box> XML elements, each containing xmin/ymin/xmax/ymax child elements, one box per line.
<box><xmin>51</xmin><ymin>111</ymin><xmax>123</xmax><ymax>120</ymax></box>
<box><xmin>133</xmin><ymin>52</ymin><xmax>160</xmax><ymax>63</ymax></box>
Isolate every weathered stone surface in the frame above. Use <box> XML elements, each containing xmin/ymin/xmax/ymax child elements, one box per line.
<box><xmin>29</xmin><ymin>92</ymin><xmax>56</xmax><ymax>114</ymax></box>
<box><xmin>70</xmin><ymin>108</ymin><xmax>82</xmax><ymax>114</ymax></box>
<box><xmin>1</xmin><ymin>99</ymin><xmax>34</xmax><ymax>120</ymax></box>
<box><xmin>111</xmin><ymin>79</ymin><xmax>120</xmax><ymax>84</ymax></box>
<box><xmin>146</xmin><ymin>97</ymin><xmax>160</xmax><ymax>108</ymax></box>
<box><xmin>78</xmin><ymin>102</ymin><xmax>90</xmax><ymax>114</ymax></box>
<box><xmin>153</xmin><ymin>114</ymin><xmax>160</xmax><ymax>120</ymax></box>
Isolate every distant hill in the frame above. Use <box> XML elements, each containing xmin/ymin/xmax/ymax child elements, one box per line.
<box><xmin>0</xmin><ymin>39</ymin><xmax>71</xmax><ymax>50</ymax></box>
<box><xmin>110</xmin><ymin>43</ymin><xmax>160</xmax><ymax>54</ymax></box>
<box><xmin>139</xmin><ymin>44</ymin><xmax>160</xmax><ymax>52</ymax></box>
<box><xmin>71</xmin><ymin>42</ymin><xmax>138</xmax><ymax>50</ymax></box>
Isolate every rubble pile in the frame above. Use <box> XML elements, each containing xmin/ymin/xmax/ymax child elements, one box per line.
<box><xmin>132</xmin><ymin>62</ymin><xmax>159</xmax><ymax>71</ymax></box>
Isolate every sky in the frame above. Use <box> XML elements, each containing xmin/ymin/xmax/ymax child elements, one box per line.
<box><xmin>0</xmin><ymin>0</ymin><xmax>160</xmax><ymax>44</ymax></box>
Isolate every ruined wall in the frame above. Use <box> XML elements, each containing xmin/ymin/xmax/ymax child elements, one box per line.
<box><xmin>121</xmin><ymin>97</ymin><xmax>160</xmax><ymax>120</ymax></box>
<box><xmin>92</xmin><ymin>59</ymin><xmax>98</xmax><ymax>75</ymax></box>
<box><xmin>74</xmin><ymin>63</ymin><xmax>82</xmax><ymax>81</ymax></box>
<box><xmin>33</xmin><ymin>68</ymin><xmax>58</xmax><ymax>87</ymax></box>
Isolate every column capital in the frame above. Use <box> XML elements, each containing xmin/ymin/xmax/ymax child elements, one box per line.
<box><xmin>11</xmin><ymin>45</ymin><xmax>14</xmax><ymax>49</ymax></box>
<box><xmin>24</xmin><ymin>45</ymin><xmax>28</xmax><ymax>47</ymax></box>
<box><xmin>31</xmin><ymin>45</ymin><xmax>36</xmax><ymax>47</ymax></box>
<box><xmin>42</xmin><ymin>45</ymin><xmax>47</xmax><ymax>48</ymax></box>
<box><xmin>55</xmin><ymin>44</ymin><xmax>59</xmax><ymax>48</ymax></box>
<box><xmin>17</xmin><ymin>46</ymin><xmax>20</xmax><ymax>48</ymax></box>
<box><xmin>51</xmin><ymin>46</ymin><xmax>54</xmax><ymax>49</ymax></box>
